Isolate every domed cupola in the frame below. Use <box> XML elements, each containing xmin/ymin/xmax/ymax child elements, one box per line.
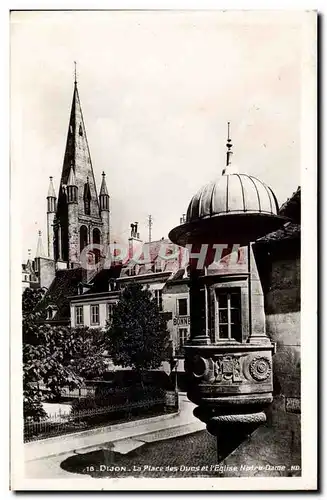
<box><xmin>170</xmin><ymin>123</ymin><xmax>287</xmax><ymax>246</ymax></box>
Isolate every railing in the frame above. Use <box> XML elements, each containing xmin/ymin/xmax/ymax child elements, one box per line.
<box><xmin>24</xmin><ymin>394</ymin><xmax>178</xmax><ymax>443</ymax></box>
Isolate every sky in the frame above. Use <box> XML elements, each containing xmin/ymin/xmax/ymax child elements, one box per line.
<box><xmin>11</xmin><ymin>10</ymin><xmax>305</xmax><ymax>260</ymax></box>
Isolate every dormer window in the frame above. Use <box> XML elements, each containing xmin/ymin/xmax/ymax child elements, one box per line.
<box><xmin>46</xmin><ymin>305</ymin><xmax>58</xmax><ymax>320</ymax></box>
<box><xmin>79</xmin><ymin>123</ymin><xmax>83</xmax><ymax>136</ymax></box>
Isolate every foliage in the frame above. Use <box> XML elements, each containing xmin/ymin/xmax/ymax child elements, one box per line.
<box><xmin>22</xmin><ymin>287</ymin><xmax>46</xmax><ymax>319</ymax></box>
<box><xmin>23</xmin><ymin>309</ymin><xmax>108</xmax><ymax>420</ymax></box>
<box><xmin>106</xmin><ymin>282</ymin><xmax>170</xmax><ymax>374</ymax></box>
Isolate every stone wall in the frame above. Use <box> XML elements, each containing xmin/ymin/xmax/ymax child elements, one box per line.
<box><xmin>265</xmin><ymin>255</ymin><xmax>301</xmax><ymax>465</ymax></box>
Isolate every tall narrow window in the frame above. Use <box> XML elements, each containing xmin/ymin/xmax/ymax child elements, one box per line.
<box><xmin>75</xmin><ymin>306</ymin><xmax>84</xmax><ymax>326</ymax></box>
<box><xmin>84</xmin><ymin>198</ymin><xmax>90</xmax><ymax>215</ymax></box>
<box><xmin>215</xmin><ymin>289</ymin><xmax>242</xmax><ymax>342</ymax></box>
<box><xmin>90</xmin><ymin>304</ymin><xmax>100</xmax><ymax>325</ymax></box>
<box><xmin>83</xmin><ymin>183</ymin><xmax>91</xmax><ymax>215</ymax></box>
<box><xmin>80</xmin><ymin>225</ymin><xmax>88</xmax><ymax>253</ymax></box>
<box><xmin>178</xmin><ymin>328</ymin><xmax>189</xmax><ymax>352</ymax></box>
<box><xmin>178</xmin><ymin>298</ymin><xmax>188</xmax><ymax>316</ymax></box>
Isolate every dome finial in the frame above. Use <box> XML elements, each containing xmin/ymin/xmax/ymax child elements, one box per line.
<box><xmin>222</xmin><ymin>121</ymin><xmax>233</xmax><ymax>175</ymax></box>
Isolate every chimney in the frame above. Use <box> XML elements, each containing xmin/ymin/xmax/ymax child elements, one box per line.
<box><xmin>128</xmin><ymin>222</ymin><xmax>143</xmax><ymax>261</ymax></box>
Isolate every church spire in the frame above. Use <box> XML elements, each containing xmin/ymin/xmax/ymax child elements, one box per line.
<box><xmin>53</xmin><ymin>71</ymin><xmax>108</xmax><ymax>265</ymax></box>
<box><xmin>56</xmin><ymin>66</ymin><xmax>100</xmax><ymax>220</ymax></box>
<box><xmin>47</xmin><ymin>176</ymin><xmax>56</xmax><ymax>213</ymax></box>
<box><xmin>99</xmin><ymin>171</ymin><xmax>109</xmax><ymax>211</ymax></box>
<box><xmin>99</xmin><ymin>171</ymin><xmax>109</xmax><ymax>196</ymax></box>
<box><xmin>47</xmin><ymin>176</ymin><xmax>56</xmax><ymax>198</ymax></box>
<box><xmin>36</xmin><ymin>230</ymin><xmax>46</xmax><ymax>258</ymax></box>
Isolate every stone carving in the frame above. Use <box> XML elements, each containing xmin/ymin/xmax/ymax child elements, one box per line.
<box><xmin>214</xmin><ymin>355</ymin><xmax>243</xmax><ymax>383</ymax></box>
<box><xmin>187</xmin><ymin>354</ymin><xmax>244</xmax><ymax>383</ymax></box>
<box><xmin>249</xmin><ymin>356</ymin><xmax>272</xmax><ymax>381</ymax></box>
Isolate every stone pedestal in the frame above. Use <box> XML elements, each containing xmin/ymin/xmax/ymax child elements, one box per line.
<box><xmin>184</xmin><ymin>343</ymin><xmax>274</xmax><ymax>450</ymax></box>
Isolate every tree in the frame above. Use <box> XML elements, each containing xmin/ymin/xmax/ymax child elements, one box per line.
<box><xmin>23</xmin><ymin>303</ymin><xmax>108</xmax><ymax>420</ymax></box>
<box><xmin>22</xmin><ymin>287</ymin><xmax>46</xmax><ymax>319</ymax></box>
<box><xmin>106</xmin><ymin>282</ymin><xmax>170</xmax><ymax>377</ymax></box>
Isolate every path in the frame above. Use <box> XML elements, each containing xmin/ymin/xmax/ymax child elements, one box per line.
<box><xmin>25</xmin><ymin>394</ymin><xmax>205</xmax><ymax>479</ymax></box>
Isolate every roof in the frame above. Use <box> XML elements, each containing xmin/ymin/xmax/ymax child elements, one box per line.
<box><xmin>279</xmin><ymin>186</ymin><xmax>301</xmax><ymax>223</ymax></box>
<box><xmin>57</xmin><ymin>82</ymin><xmax>101</xmax><ymax>219</ymax></box>
<box><xmin>47</xmin><ymin>177</ymin><xmax>56</xmax><ymax>198</ymax></box>
<box><xmin>99</xmin><ymin>173</ymin><xmax>109</xmax><ymax>196</ymax></box>
<box><xmin>67</xmin><ymin>166</ymin><xmax>77</xmax><ymax>186</ymax></box>
<box><xmin>255</xmin><ymin>222</ymin><xmax>300</xmax><ymax>244</ymax></box>
<box><xmin>85</xmin><ymin>265</ymin><xmax>122</xmax><ymax>294</ymax></box>
<box><xmin>36</xmin><ymin>268</ymin><xmax>84</xmax><ymax>322</ymax></box>
<box><xmin>255</xmin><ymin>187</ymin><xmax>301</xmax><ymax>245</ymax></box>
<box><xmin>35</xmin><ymin>231</ymin><xmax>46</xmax><ymax>258</ymax></box>
<box><xmin>123</xmin><ymin>238</ymin><xmax>186</xmax><ymax>276</ymax></box>
<box><xmin>186</xmin><ymin>173</ymin><xmax>279</xmax><ymax>223</ymax></box>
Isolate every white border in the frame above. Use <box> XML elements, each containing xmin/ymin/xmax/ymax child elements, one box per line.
<box><xmin>7</xmin><ymin>3</ymin><xmax>318</xmax><ymax>493</ymax></box>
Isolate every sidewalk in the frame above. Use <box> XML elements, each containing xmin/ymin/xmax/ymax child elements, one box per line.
<box><xmin>25</xmin><ymin>394</ymin><xmax>205</xmax><ymax>478</ymax></box>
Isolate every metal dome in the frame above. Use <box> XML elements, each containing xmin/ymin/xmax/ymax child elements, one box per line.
<box><xmin>169</xmin><ymin>124</ymin><xmax>289</xmax><ymax>247</ymax></box>
<box><xmin>186</xmin><ymin>173</ymin><xmax>279</xmax><ymax>223</ymax></box>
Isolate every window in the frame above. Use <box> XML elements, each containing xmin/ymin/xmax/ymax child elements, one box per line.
<box><xmin>91</xmin><ymin>304</ymin><xmax>100</xmax><ymax>325</ymax></box>
<box><xmin>46</xmin><ymin>306</ymin><xmax>57</xmax><ymax>320</ymax></box>
<box><xmin>107</xmin><ymin>303</ymin><xmax>115</xmax><ymax>324</ymax></box>
<box><xmin>79</xmin><ymin>123</ymin><xmax>83</xmax><ymax>136</ymax></box>
<box><xmin>80</xmin><ymin>225</ymin><xmax>88</xmax><ymax>252</ymax></box>
<box><xmin>84</xmin><ymin>199</ymin><xmax>90</xmax><ymax>215</ymax></box>
<box><xmin>178</xmin><ymin>298</ymin><xmax>188</xmax><ymax>316</ymax></box>
<box><xmin>215</xmin><ymin>289</ymin><xmax>241</xmax><ymax>342</ymax></box>
<box><xmin>75</xmin><ymin>306</ymin><xmax>84</xmax><ymax>326</ymax></box>
<box><xmin>154</xmin><ymin>289</ymin><xmax>163</xmax><ymax>311</ymax></box>
<box><xmin>178</xmin><ymin>328</ymin><xmax>189</xmax><ymax>350</ymax></box>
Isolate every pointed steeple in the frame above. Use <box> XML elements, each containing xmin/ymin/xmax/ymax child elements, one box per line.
<box><xmin>67</xmin><ymin>165</ymin><xmax>77</xmax><ymax>186</ymax></box>
<box><xmin>67</xmin><ymin>165</ymin><xmax>78</xmax><ymax>204</ymax></box>
<box><xmin>58</xmin><ymin>67</ymin><xmax>100</xmax><ymax>217</ymax></box>
<box><xmin>36</xmin><ymin>230</ymin><xmax>46</xmax><ymax>258</ymax></box>
<box><xmin>99</xmin><ymin>172</ymin><xmax>109</xmax><ymax>196</ymax></box>
<box><xmin>47</xmin><ymin>176</ymin><xmax>56</xmax><ymax>198</ymax></box>
<box><xmin>47</xmin><ymin>176</ymin><xmax>56</xmax><ymax>213</ymax></box>
<box><xmin>53</xmin><ymin>68</ymin><xmax>109</xmax><ymax>265</ymax></box>
<box><xmin>99</xmin><ymin>172</ymin><xmax>109</xmax><ymax>212</ymax></box>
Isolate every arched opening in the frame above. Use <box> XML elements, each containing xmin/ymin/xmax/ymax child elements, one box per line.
<box><xmin>80</xmin><ymin>225</ymin><xmax>88</xmax><ymax>254</ymax></box>
<box><xmin>92</xmin><ymin>228</ymin><xmax>101</xmax><ymax>264</ymax></box>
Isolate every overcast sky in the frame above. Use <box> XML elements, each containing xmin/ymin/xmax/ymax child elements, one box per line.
<box><xmin>11</xmin><ymin>10</ymin><xmax>304</xmax><ymax>260</ymax></box>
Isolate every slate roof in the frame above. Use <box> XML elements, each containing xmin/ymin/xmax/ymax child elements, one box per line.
<box><xmin>279</xmin><ymin>186</ymin><xmax>301</xmax><ymax>223</ymax></box>
<box><xmin>255</xmin><ymin>187</ymin><xmax>301</xmax><ymax>245</ymax></box>
<box><xmin>85</xmin><ymin>265</ymin><xmax>122</xmax><ymax>294</ymax></box>
<box><xmin>35</xmin><ymin>268</ymin><xmax>84</xmax><ymax>322</ymax></box>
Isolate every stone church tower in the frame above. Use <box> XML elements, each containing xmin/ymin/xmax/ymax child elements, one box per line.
<box><xmin>47</xmin><ymin>74</ymin><xmax>110</xmax><ymax>268</ymax></box>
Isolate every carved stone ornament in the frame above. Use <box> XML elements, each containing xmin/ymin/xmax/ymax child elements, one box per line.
<box><xmin>249</xmin><ymin>356</ymin><xmax>272</xmax><ymax>381</ymax></box>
